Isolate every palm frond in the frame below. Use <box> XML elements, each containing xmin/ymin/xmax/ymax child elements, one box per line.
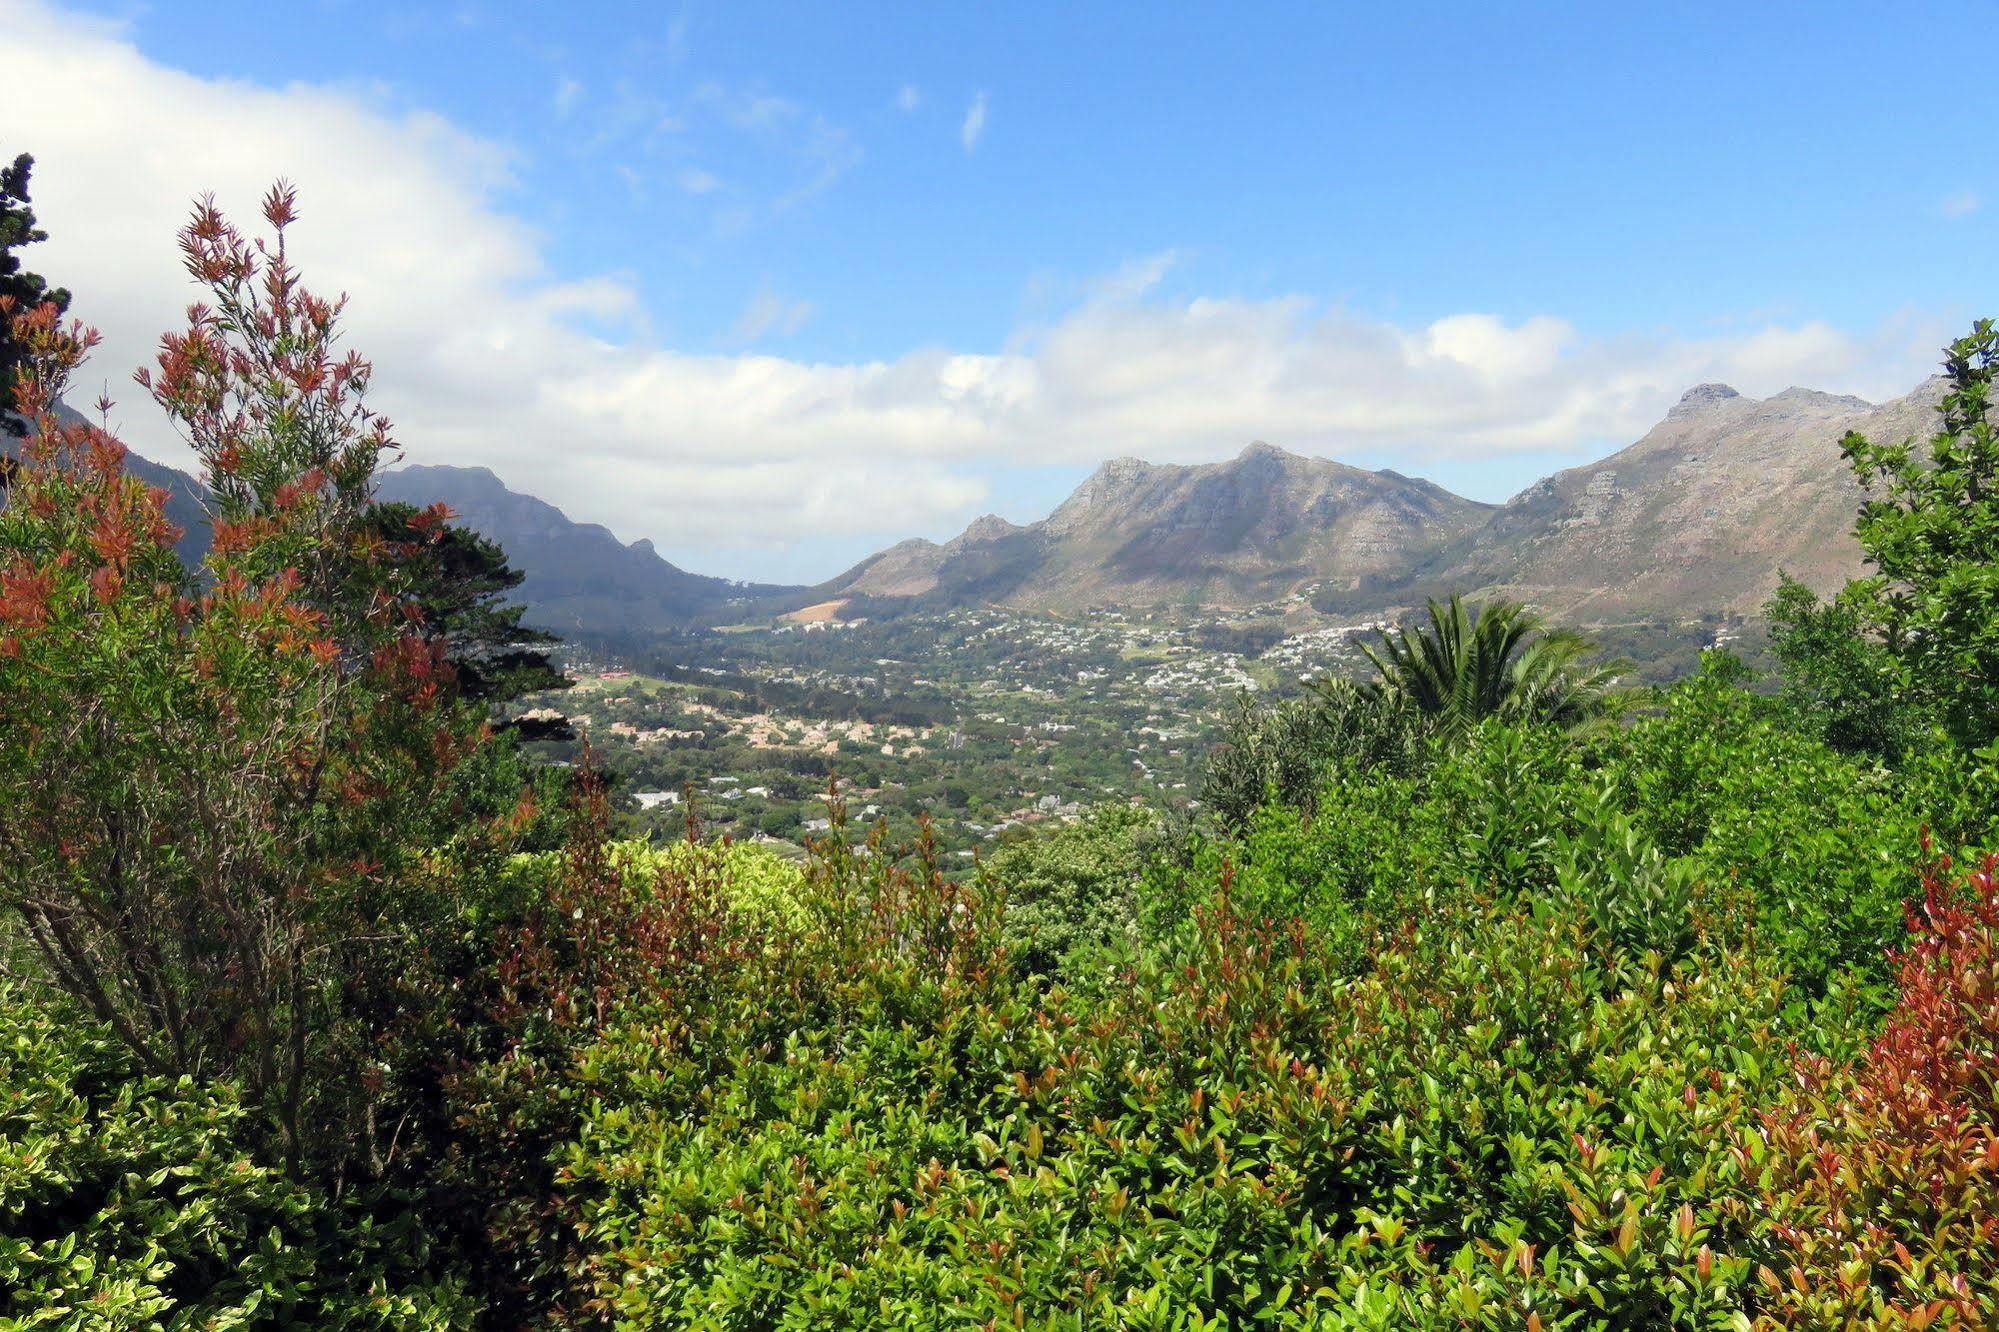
<box><xmin>1360</xmin><ymin>594</ymin><xmax>1623</xmax><ymax>735</ymax></box>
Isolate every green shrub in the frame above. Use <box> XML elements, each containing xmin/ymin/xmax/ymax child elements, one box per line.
<box><xmin>1555</xmin><ymin>786</ymin><xmax>1699</xmax><ymax>967</ymax></box>
<box><xmin>0</xmin><ymin>982</ymin><xmax>475</xmax><ymax>1329</ymax></box>
<box><xmin>496</xmin><ymin>835</ymin><xmax>809</xmax><ymax>939</ymax></box>
<box><xmin>980</xmin><ymin>805</ymin><xmax>1155</xmax><ymax>978</ymax></box>
<box><xmin>542</xmin><ymin>814</ymin><xmax>1815</xmax><ymax>1328</ymax></box>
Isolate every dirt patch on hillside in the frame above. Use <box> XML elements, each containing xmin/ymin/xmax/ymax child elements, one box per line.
<box><xmin>781</xmin><ymin>599</ymin><xmax>850</xmax><ymax>624</ymax></box>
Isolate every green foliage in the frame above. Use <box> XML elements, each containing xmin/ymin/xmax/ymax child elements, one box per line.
<box><xmin>1765</xmin><ymin>574</ymin><xmax>1922</xmax><ymax>755</ymax></box>
<box><xmin>1203</xmin><ymin>681</ymin><xmax>1424</xmax><ymax>832</ymax></box>
<box><xmin>980</xmin><ymin>805</ymin><xmax>1155</xmax><ymax>976</ymax></box>
<box><xmin>9</xmin><ymin>649</ymin><xmax>1994</xmax><ymax>1327</ymax></box>
<box><xmin>497</xmin><ymin>834</ymin><xmax>809</xmax><ymax>937</ymax></box>
<box><xmin>526</xmin><ymin>698</ymin><xmax>1997</xmax><ymax>1327</ymax></box>
<box><xmin>1791</xmin><ymin>320</ymin><xmax>1999</xmax><ymax>746</ymax></box>
<box><xmin>1593</xmin><ymin>669</ymin><xmax>1996</xmax><ymax>1005</ymax></box>
<box><xmin>0</xmin><ymin>982</ymin><xmax>474</xmax><ymax>1328</ymax></box>
<box><xmin>549</xmin><ymin>844</ymin><xmax>1807</xmax><ymax>1328</ymax></box>
<box><xmin>1215</xmin><ymin>662</ymin><xmax>1996</xmax><ymax>1008</ymax></box>
<box><xmin>0</xmin><ymin>191</ymin><xmax>513</xmax><ymax>1179</ymax></box>
<box><xmin>1555</xmin><ymin>787</ymin><xmax>1698</xmax><ymax>967</ymax></box>
<box><xmin>369</xmin><ymin>500</ymin><xmax>571</xmax><ymax>719</ymax></box>
<box><xmin>1346</xmin><ymin>595</ymin><xmax>1627</xmax><ymax>736</ymax></box>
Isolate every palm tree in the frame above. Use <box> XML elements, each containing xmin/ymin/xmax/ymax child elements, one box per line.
<box><xmin>1348</xmin><ymin>595</ymin><xmax>1625</xmax><ymax>734</ymax></box>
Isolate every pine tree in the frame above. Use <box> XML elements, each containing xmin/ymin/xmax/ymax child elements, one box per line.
<box><xmin>0</xmin><ymin>153</ymin><xmax>72</xmax><ymax>438</ymax></box>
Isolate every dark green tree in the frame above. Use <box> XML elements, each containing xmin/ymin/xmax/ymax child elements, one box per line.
<box><xmin>1</xmin><ymin>153</ymin><xmax>71</xmax><ymax>439</ymax></box>
<box><xmin>1764</xmin><ymin>575</ymin><xmax>1919</xmax><ymax>755</ymax></box>
<box><xmin>1770</xmin><ymin>322</ymin><xmax>1999</xmax><ymax>749</ymax></box>
<box><xmin>368</xmin><ymin>500</ymin><xmax>572</xmax><ymax>731</ymax></box>
<box><xmin>1203</xmin><ymin>683</ymin><xmax>1424</xmax><ymax>830</ymax></box>
<box><xmin>1834</xmin><ymin>321</ymin><xmax>1999</xmax><ymax>745</ymax></box>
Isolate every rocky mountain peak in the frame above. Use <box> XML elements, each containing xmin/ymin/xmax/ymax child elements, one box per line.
<box><xmin>949</xmin><ymin>513</ymin><xmax>1023</xmax><ymax>547</ymax></box>
<box><xmin>1044</xmin><ymin>457</ymin><xmax>1152</xmax><ymax>534</ymax></box>
<box><xmin>1764</xmin><ymin>386</ymin><xmax>1874</xmax><ymax>414</ymax></box>
<box><xmin>1668</xmin><ymin>382</ymin><xmax>1742</xmax><ymax>417</ymax></box>
<box><xmin>1235</xmin><ymin>440</ymin><xmax>1291</xmax><ymax>464</ymax></box>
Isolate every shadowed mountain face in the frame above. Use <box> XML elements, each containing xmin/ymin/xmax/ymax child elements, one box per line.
<box><xmin>832</xmin><ymin>442</ymin><xmax>1497</xmax><ymax>611</ymax></box>
<box><xmin>374</xmin><ymin>464</ymin><xmax>793</xmax><ymax>633</ymax></box>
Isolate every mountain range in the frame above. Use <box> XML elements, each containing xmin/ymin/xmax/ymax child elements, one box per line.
<box><xmin>23</xmin><ymin>373</ymin><xmax>1945</xmax><ymax>636</ymax></box>
<box><xmin>830</xmin><ymin>443</ymin><xmax>1494</xmax><ymax>612</ymax></box>
<box><xmin>822</xmin><ymin>375</ymin><xmax>1944</xmax><ymax>623</ymax></box>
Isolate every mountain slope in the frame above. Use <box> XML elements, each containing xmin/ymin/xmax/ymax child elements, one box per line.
<box><xmin>839</xmin><ymin>376</ymin><xmax>1946</xmax><ymax>623</ymax></box>
<box><xmin>376</xmin><ymin>464</ymin><xmax>798</xmax><ymax>634</ymax></box>
<box><xmin>834</xmin><ymin>442</ymin><xmax>1497</xmax><ymax>611</ymax></box>
<box><xmin>1398</xmin><ymin>378</ymin><xmax>1946</xmax><ymax>620</ymax></box>
<box><xmin>3</xmin><ymin>426</ymin><xmax>797</xmax><ymax>638</ymax></box>
<box><xmin>19</xmin><ymin>371</ymin><xmax>1953</xmax><ymax>634</ymax></box>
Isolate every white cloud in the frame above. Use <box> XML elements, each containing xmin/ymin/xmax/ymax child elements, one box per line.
<box><xmin>1942</xmin><ymin>189</ymin><xmax>1980</xmax><ymax>219</ymax></box>
<box><xmin>895</xmin><ymin>83</ymin><xmax>921</xmax><ymax>113</ymax></box>
<box><xmin>0</xmin><ymin>0</ymin><xmax>1951</xmax><ymax>581</ymax></box>
<box><xmin>1089</xmin><ymin>250</ymin><xmax>1181</xmax><ymax>302</ymax></box>
<box><xmin>729</xmin><ymin>286</ymin><xmax>816</xmax><ymax>343</ymax></box>
<box><xmin>677</xmin><ymin>166</ymin><xmax>722</xmax><ymax>195</ymax></box>
<box><xmin>1422</xmin><ymin>314</ymin><xmax>1574</xmax><ymax>384</ymax></box>
<box><xmin>960</xmin><ymin>91</ymin><xmax>988</xmax><ymax>152</ymax></box>
<box><xmin>552</xmin><ymin>75</ymin><xmax>583</xmax><ymax>118</ymax></box>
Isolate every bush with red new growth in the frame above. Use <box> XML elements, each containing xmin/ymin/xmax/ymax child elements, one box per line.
<box><xmin>1746</xmin><ymin>846</ymin><xmax>1999</xmax><ymax>1328</ymax></box>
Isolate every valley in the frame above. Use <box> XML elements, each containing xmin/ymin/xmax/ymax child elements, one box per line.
<box><xmin>9</xmin><ymin>14</ymin><xmax>1997</xmax><ymax>1318</ymax></box>
<box><xmin>520</xmin><ymin>599</ymin><xmax>1745</xmax><ymax>858</ymax></box>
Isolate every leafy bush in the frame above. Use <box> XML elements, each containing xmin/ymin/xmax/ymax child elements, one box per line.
<box><xmin>980</xmin><ymin>805</ymin><xmax>1155</xmax><ymax>977</ymax></box>
<box><xmin>1762</xmin><ymin>320</ymin><xmax>1999</xmax><ymax>751</ymax></box>
<box><xmin>1202</xmin><ymin>683</ymin><xmax>1424</xmax><ymax>832</ymax></box>
<box><xmin>496</xmin><ymin>833</ymin><xmax>809</xmax><ymax>939</ymax></box>
<box><xmin>0</xmin><ymin>982</ymin><xmax>474</xmax><ymax>1328</ymax></box>
<box><xmin>548</xmin><ymin>837</ymin><xmax>1811</xmax><ymax>1327</ymax></box>
<box><xmin>0</xmin><ymin>191</ymin><xmax>507</xmax><ymax>1182</ymax></box>
<box><xmin>1215</xmin><ymin>661</ymin><xmax>1994</xmax><ymax>1007</ymax></box>
<box><xmin>1742</xmin><ymin>851</ymin><xmax>1999</xmax><ymax>1328</ymax></box>
<box><xmin>1555</xmin><ymin>786</ymin><xmax>1699</xmax><ymax>967</ymax></box>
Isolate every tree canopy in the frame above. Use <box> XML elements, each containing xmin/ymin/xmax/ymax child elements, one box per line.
<box><xmin>0</xmin><ymin>152</ymin><xmax>71</xmax><ymax>440</ymax></box>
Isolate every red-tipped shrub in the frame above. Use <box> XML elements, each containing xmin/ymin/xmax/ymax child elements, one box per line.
<box><xmin>1750</xmin><ymin>849</ymin><xmax>1999</xmax><ymax>1327</ymax></box>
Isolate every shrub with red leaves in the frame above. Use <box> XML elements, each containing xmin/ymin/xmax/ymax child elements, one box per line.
<box><xmin>0</xmin><ymin>188</ymin><xmax>510</xmax><ymax>1186</ymax></box>
<box><xmin>1747</xmin><ymin>847</ymin><xmax>1999</xmax><ymax>1327</ymax></box>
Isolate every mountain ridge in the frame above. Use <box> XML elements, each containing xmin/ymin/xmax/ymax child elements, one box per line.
<box><xmin>833</xmin><ymin>440</ymin><xmax>1497</xmax><ymax>611</ymax></box>
<box><xmin>22</xmin><ymin>371</ymin><xmax>1946</xmax><ymax>638</ymax></box>
<box><xmin>829</xmin><ymin>375</ymin><xmax>1945</xmax><ymax>622</ymax></box>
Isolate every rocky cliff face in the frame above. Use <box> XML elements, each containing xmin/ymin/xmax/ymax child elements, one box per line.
<box><xmin>835</xmin><ymin>441</ymin><xmax>1495</xmax><ymax>610</ymax></box>
<box><xmin>1406</xmin><ymin>377</ymin><xmax>1945</xmax><ymax>619</ymax></box>
<box><xmin>836</xmin><ymin>374</ymin><xmax>1945</xmax><ymax>620</ymax></box>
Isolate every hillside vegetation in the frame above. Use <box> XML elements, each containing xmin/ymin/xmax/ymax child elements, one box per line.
<box><xmin>3</xmin><ymin>186</ymin><xmax>1998</xmax><ymax>1329</ymax></box>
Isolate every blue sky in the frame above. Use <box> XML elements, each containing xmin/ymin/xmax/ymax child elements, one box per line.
<box><xmin>12</xmin><ymin>0</ymin><xmax>1996</xmax><ymax>580</ymax></box>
